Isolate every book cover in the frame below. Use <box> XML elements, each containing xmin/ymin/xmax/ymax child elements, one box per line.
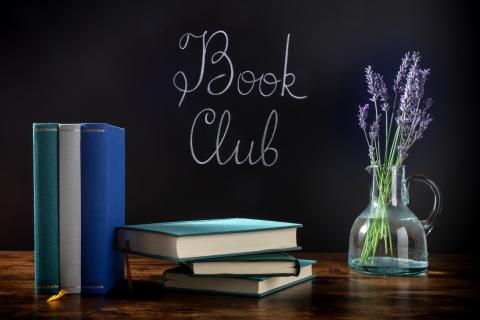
<box><xmin>119</xmin><ymin>218</ymin><xmax>302</xmax><ymax>237</ymax></box>
<box><xmin>59</xmin><ymin>124</ymin><xmax>81</xmax><ymax>293</ymax></box>
<box><xmin>81</xmin><ymin>123</ymin><xmax>125</xmax><ymax>294</ymax></box>
<box><xmin>33</xmin><ymin>123</ymin><xmax>60</xmax><ymax>294</ymax></box>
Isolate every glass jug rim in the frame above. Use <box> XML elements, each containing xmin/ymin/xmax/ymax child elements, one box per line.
<box><xmin>365</xmin><ymin>164</ymin><xmax>406</xmax><ymax>173</ymax></box>
<box><xmin>366</xmin><ymin>164</ymin><xmax>405</xmax><ymax>169</ymax></box>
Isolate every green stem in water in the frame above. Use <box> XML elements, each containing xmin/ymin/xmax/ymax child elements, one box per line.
<box><xmin>360</xmin><ymin>167</ymin><xmax>394</xmax><ymax>264</ymax></box>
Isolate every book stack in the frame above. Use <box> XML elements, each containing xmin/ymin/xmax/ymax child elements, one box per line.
<box><xmin>116</xmin><ymin>218</ymin><xmax>315</xmax><ymax>297</ymax></box>
<box><xmin>33</xmin><ymin>123</ymin><xmax>125</xmax><ymax>294</ymax></box>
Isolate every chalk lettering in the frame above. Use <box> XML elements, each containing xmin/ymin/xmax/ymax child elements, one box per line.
<box><xmin>190</xmin><ymin>108</ymin><xmax>278</xmax><ymax>166</ymax></box>
<box><xmin>174</xmin><ymin>31</ymin><xmax>307</xmax><ymax>106</ymax></box>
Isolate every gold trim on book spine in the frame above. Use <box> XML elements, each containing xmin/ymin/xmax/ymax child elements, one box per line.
<box><xmin>82</xmin><ymin>129</ymin><xmax>106</xmax><ymax>133</ymax></box>
<box><xmin>59</xmin><ymin>129</ymin><xmax>81</xmax><ymax>132</ymax></box>
<box><xmin>34</xmin><ymin>128</ymin><xmax>58</xmax><ymax>132</ymax></box>
<box><xmin>81</xmin><ymin>285</ymin><xmax>104</xmax><ymax>289</ymax></box>
<box><xmin>37</xmin><ymin>284</ymin><xmax>60</xmax><ymax>288</ymax></box>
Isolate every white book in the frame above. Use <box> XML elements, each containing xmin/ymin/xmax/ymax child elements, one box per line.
<box><xmin>59</xmin><ymin>124</ymin><xmax>81</xmax><ymax>293</ymax></box>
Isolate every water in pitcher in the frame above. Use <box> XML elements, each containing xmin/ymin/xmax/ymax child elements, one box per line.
<box><xmin>348</xmin><ymin>216</ymin><xmax>428</xmax><ymax>276</ymax></box>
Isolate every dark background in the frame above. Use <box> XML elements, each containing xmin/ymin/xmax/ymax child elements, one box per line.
<box><xmin>0</xmin><ymin>0</ymin><xmax>477</xmax><ymax>253</ymax></box>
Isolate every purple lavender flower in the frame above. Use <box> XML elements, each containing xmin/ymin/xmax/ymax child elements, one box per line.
<box><xmin>394</xmin><ymin>52</ymin><xmax>412</xmax><ymax>94</ymax></box>
<box><xmin>358</xmin><ymin>104</ymin><xmax>369</xmax><ymax>130</ymax></box>
<box><xmin>395</xmin><ymin>55</ymin><xmax>433</xmax><ymax>150</ymax></box>
<box><xmin>369</xmin><ymin>114</ymin><xmax>381</xmax><ymax>140</ymax></box>
<box><xmin>397</xmin><ymin>145</ymin><xmax>409</xmax><ymax>163</ymax></box>
<box><xmin>365</xmin><ymin>66</ymin><xmax>377</xmax><ymax>101</ymax></box>
<box><xmin>377</xmin><ymin>74</ymin><xmax>389</xmax><ymax>112</ymax></box>
<box><xmin>381</xmin><ymin>102</ymin><xmax>389</xmax><ymax>113</ymax></box>
<box><xmin>365</xmin><ymin>66</ymin><xmax>389</xmax><ymax>110</ymax></box>
<box><xmin>397</xmin><ymin>52</ymin><xmax>423</xmax><ymax>127</ymax></box>
<box><xmin>365</xmin><ymin>67</ymin><xmax>374</xmax><ymax>91</ymax></box>
<box><xmin>416</xmin><ymin>69</ymin><xmax>430</xmax><ymax>101</ymax></box>
<box><xmin>400</xmin><ymin>52</ymin><xmax>420</xmax><ymax>105</ymax></box>
<box><xmin>413</xmin><ymin>110</ymin><xmax>433</xmax><ymax>141</ymax></box>
<box><xmin>357</xmin><ymin>51</ymin><xmax>434</xmax><ymax>166</ymax></box>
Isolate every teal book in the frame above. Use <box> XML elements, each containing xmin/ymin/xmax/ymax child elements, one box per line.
<box><xmin>185</xmin><ymin>253</ymin><xmax>302</xmax><ymax>276</ymax></box>
<box><xmin>163</xmin><ymin>259</ymin><xmax>316</xmax><ymax>298</ymax></box>
<box><xmin>33</xmin><ymin>123</ymin><xmax>60</xmax><ymax>294</ymax></box>
<box><xmin>116</xmin><ymin>218</ymin><xmax>302</xmax><ymax>262</ymax></box>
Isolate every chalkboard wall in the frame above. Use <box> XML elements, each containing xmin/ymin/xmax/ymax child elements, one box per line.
<box><xmin>0</xmin><ymin>0</ymin><xmax>477</xmax><ymax>253</ymax></box>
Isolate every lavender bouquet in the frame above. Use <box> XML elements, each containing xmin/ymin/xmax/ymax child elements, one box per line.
<box><xmin>357</xmin><ymin>52</ymin><xmax>433</xmax><ymax>263</ymax></box>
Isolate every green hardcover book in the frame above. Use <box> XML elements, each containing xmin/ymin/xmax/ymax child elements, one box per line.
<box><xmin>116</xmin><ymin>218</ymin><xmax>302</xmax><ymax>262</ymax></box>
<box><xmin>33</xmin><ymin>123</ymin><xmax>60</xmax><ymax>294</ymax></box>
<box><xmin>163</xmin><ymin>259</ymin><xmax>316</xmax><ymax>298</ymax></box>
<box><xmin>185</xmin><ymin>253</ymin><xmax>302</xmax><ymax>277</ymax></box>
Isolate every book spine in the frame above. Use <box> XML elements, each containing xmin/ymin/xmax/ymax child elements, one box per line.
<box><xmin>104</xmin><ymin>125</ymin><xmax>125</xmax><ymax>291</ymax></box>
<box><xmin>59</xmin><ymin>124</ymin><xmax>81</xmax><ymax>293</ymax></box>
<box><xmin>33</xmin><ymin>123</ymin><xmax>60</xmax><ymax>294</ymax></box>
<box><xmin>293</xmin><ymin>259</ymin><xmax>301</xmax><ymax>276</ymax></box>
<box><xmin>81</xmin><ymin>124</ymin><xmax>125</xmax><ymax>294</ymax></box>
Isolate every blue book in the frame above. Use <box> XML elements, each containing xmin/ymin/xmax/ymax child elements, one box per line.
<box><xmin>81</xmin><ymin>123</ymin><xmax>125</xmax><ymax>294</ymax></box>
<box><xmin>33</xmin><ymin>123</ymin><xmax>60</xmax><ymax>294</ymax></box>
<box><xmin>116</xmin><ymin>218</ymin><xmax>302</xmax><ymax>262</ymax></box>
<box><xmin>163</xmin><ymin>259</ymin><xmax>316</xmax><ymax>297</ymax></box>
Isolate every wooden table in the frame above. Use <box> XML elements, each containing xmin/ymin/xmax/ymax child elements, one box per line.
<box><xmin>0</xmin><ymin>252</ymin><xmax>478</xmax><ymax>319</ymax></box>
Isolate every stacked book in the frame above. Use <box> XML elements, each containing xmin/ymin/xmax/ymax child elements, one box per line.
<box><xmin>33</xmin><ymin>123</ymin><xmax>125</xmax><ymax>294</ymax></box>
<box><xmin>116</xmin><ymin>218</ymin><xmax>315</xmax><ymax>297</ymax></box>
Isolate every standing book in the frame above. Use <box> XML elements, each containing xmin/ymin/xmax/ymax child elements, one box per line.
<box><xmin>33</xmin><ymin>123</ymin><xmax>60</xmax><ymax>294</ymax></box>
<box><xmin>59</xmin><ymin>124</ymin><xmax>81</xmax><ymax>293</ymax></box>
<box><xmin>81</xmin><ymin>123</ymin><xmax>125</xmax><ymax>294</ymax></box>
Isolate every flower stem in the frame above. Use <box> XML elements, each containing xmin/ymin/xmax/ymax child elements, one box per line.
<box><xmin>360</xmin><ymin>167</ymin><xmax>394</xmax><ymax>264</ymax></box>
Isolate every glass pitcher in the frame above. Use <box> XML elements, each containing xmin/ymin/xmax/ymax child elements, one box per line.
<box><xmin>348</xmin><ymin>165</ymin><xmax>442</xmax><ymax>276</ymax></box>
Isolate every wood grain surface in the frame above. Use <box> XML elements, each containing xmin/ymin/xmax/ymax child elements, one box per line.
<box><xmin>0</xmin><ymin>251</ymin><xmax>478</xmax><ymax>319</ymax></box>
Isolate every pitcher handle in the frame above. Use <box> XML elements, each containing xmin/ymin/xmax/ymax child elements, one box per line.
<box><xmin>406</xmin><ymin>175</ymin><xmax>442</xmax><ymax>236</ymax></box>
